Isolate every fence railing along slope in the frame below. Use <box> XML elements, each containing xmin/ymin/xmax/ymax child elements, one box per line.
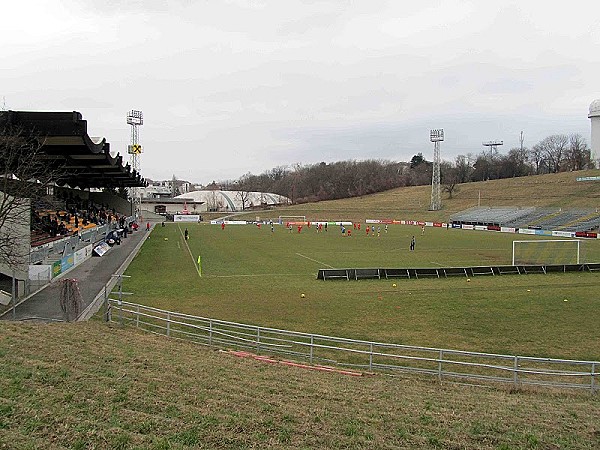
<box><xmin>106</xmin><ymin>299</ymin><xmax>598</xmax><ymax>393</ymax></box>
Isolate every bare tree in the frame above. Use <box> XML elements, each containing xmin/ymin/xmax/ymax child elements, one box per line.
<box><xmin>206</xmin><ymin>190</ymin><xmax>224</xmax><ymax>212</ymax></box>
<box><xmin>0</xmin><ymin>122</ymin><xmax>64</xmax><ymax>270</ymax></box>
<box><xmin>471</xmin><ymin>153</ymin><xmax>493</xmax><ymax>181</ymax></box>
<box><xmin>566</xmin><ymin>134</ymin><xmax>592</xmax><ymax>171</ymax></box>
<box><xmin>536</xmin><ymin>134</ymin><xmax>569</xmax><ymax>173</ymax></box>
<box><xmin>60</xmin><ymin>279</ymin><xmax>82</xmax><ymax>322</ymax></box>
<box><xmin>235</xmin><ymin>190</ymin><xmax>251</xmax><ymax>210</ymax></box>
<box><xmin>528</xmin><ymin>144</ymin><xmax>547</xmax><ymax>174</ymax></box>
<box><xmin>233</xmin><ymin>173</ymin><xmax>253</xmax><ymax>210</ymax></box>
<box><xmin>500</xmin><ymin>148</ymin><xmax>531</xmax><ymax>178</ymax></box>
<box><xmin>267</xmin><ymin>165</ymin><xmax>288</xmax><ymax>181</ymax></box>
<box><xmin>441</xmin><ymin>163</ymin><xmax>460</xmax><ymax>199</ymax></box>
<box><xmin>454</xmin><ymin>154</ymin><xmax>474</xmax><ymax>183</ymax></box>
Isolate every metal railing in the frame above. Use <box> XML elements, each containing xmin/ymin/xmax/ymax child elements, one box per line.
<box><xmin>30</xmin><ymin>224</ymin><xmax>110</xmax><ymax>264</ymax></box>
<box><xmin>26</xmin><ymin>221</ymin><xmax>130</xmax><ymax>295</ymax></box>
<box><xmin>106</xmin><ymin>299</ymin><xmax>598</xmax><ymax>393</ymax></box>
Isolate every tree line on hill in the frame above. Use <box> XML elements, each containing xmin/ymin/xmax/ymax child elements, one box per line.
<box><xmin>216</xmin><ymin>132</ymin><xmax>595</xmax><ymax>205</ymax></box>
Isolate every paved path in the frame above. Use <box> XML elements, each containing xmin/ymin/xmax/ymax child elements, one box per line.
<box><xmin>1</xmin><ymin>225</ymin><xmax>152</xmax><ymax>322</ymax></box>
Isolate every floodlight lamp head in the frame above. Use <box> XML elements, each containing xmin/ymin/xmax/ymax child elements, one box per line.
<box><xmin>482</xmin><ymin>140</ymin><xmax>503</xmax><ymax>146</ymax></box>
<box><xmin>127</xmin><ymin>110</ymin><xmax>144</xmax><ymax>126</ymax></box>
<box><xmin>430</xmin><ymin>129</ymin><xmax>444</xmax><ymax>142</ymax></box>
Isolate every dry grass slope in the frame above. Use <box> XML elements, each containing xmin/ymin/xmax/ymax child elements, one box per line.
<box><xmin>1</xmin><ymin>321</ymin><xmax>599</xmax><ymax>449</ymax></box>
<box><xmin>240</xmin><ymin>169</ymin><xmax>600</xmax><ymax>222</ymax></box>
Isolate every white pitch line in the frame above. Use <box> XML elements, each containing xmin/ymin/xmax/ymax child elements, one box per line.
<box><xmin>208</xmin><ymin>273</ymin><xmax>301</xmax><ymax>278</ymax></box>
<box><xmin>430</xmin><ymin>261</ymin><xmax>444</xmax><ymax>266</ymax></box>
<box><xmin>178</xmin><ymin>224</ymin><xmax>201</xmax><ymax>277</ymax></box>
<box><xmin>296</xmin><ymin>252</ymin><xmax>335</xmax><ymax>268</ymax></box>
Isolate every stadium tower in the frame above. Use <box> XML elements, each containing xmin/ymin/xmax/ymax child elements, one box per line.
<box><xmin>482</xmin><ymin>140</ymin><xmax>503</xmax><ymax>158</ymax></box>
<box><xmin>127</xmin><ymin>110</ymin><xmax>143</xmax><ymax>219</ymax></box>
<box><xmin>589</xmin><ymin>99</ymin><xmax>600</xmax><ymax>166</ymax></box>
<box><xmin>429</xmin><ymin>129</ymin><xmax>443</xmax><ymax>211</ymax></box>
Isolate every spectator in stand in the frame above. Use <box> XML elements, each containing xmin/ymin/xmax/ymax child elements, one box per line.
<box><xmin>57</xmin><ymin>222</ymin><xmax>68</xmax><ymax>236</ymax></box>
<box><xmin>50</xmin><ymin>217</ymin><xmax>58</xmax><ymax>237</ymax></box>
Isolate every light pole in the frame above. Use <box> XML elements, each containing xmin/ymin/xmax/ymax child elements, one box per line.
<box><xmin>127</xmin><ymin>110</ymin><xmax>143</xmax><ymax>219</ymax></box>
<box><xmin>430</xmin><ymin>129</ymin><xmax>444</xmax><ymax>211</ymax></box>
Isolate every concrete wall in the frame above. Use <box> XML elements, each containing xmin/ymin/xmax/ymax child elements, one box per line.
<box><xmin>0</xmin><ymin>193</ymin><xmax>30</xmax><ymax>297</ymax></box>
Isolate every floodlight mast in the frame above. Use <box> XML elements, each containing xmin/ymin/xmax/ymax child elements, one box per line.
<box><xmin>127</xmin><ymin>110</ymin><xmax>143</xmax><ymax>220</ymax></box>
<box><xmin>482</xmin><ymin>140</ymin><xmax>503</xmax><ymax>158</ymax></box>
<box><xmin>430</xmin><ymin>129</ymin><xmax>443</xmax><ymax>211</ymax></box>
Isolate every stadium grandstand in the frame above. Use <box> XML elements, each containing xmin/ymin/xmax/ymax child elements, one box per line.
<box><xmin>0</xmin><ymin>110</ymin><xmax>145</xmax><ymax>300</ymax></box>
<box><xmin>451</xmin><ymin>207</ymin><xmax>600</xmax><ymax>232</ymax></box>
<box><xmin>175</xmin><ymin>190</ymin><xmax>290</xmax><ymax>212</ymax></box>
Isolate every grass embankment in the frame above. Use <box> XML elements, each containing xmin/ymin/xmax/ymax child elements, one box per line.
<box><xmin>123</xmin><ymin>223</ymin><xmax>600</xmax><ymax>361</ymax></box>
<box><xmin>231</xmin><ymin>169</ymin><xmax>600</xmax><ymax>223</ymax></box>
<box><xmin>1</xmin><ymin>321</ymin><xmax>599</xmax><ymax>449</ymax></box>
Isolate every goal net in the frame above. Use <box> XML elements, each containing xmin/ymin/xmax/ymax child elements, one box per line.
<box><xmin>512</xmin><ymin>239</ymin><xmax>581</xmax><ymax>265</ymax></box>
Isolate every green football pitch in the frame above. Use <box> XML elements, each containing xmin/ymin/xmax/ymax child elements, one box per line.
<box><xmin>122</xmin><ymin>222</ymin><xmax>600</xmax><ymax>360</ymax></box>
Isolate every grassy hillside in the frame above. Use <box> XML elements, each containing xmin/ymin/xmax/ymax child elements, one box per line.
<box><xmin>232</xmin><ymin>169</ymin><xmax>600</xmax><ymax>222</ymax></box>
<box><xmin>1</xmin><ymin>321</ymin><xmax>599</xmax><ymax>449</ymax></box>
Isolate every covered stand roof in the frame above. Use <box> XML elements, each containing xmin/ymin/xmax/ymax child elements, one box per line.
<box><xmin>0</xmin><ymin>110</ymin><xmax>145</xmax><ymax>189</ymax></box>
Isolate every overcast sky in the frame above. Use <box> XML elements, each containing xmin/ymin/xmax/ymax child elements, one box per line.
<box><xmin>3</xmin><ymin>1</ymin><xmax>600</xmax><ymax>184</ymax></box>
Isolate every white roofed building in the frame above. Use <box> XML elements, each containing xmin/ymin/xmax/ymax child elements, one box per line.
<box><xmin>175</xmin><ymin>190</ymin><xmax>290</xmax><ymax>212</ymax></box>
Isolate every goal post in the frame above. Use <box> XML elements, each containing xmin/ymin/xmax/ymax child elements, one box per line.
<box><xmin>512</xmin><ymin>239</ymin><xmax>581</xmax><ymax>266</ymax></box>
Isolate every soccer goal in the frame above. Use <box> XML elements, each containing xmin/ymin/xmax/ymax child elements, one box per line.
<box><xmin>278</xmin><ymin>215</ymin><xmax>306</xmax><ymax>224</ymax></box>
<box><xmin>512</xmin><ymin>239</ymin><xmax>581</xmax><ymax>266</ymax></box>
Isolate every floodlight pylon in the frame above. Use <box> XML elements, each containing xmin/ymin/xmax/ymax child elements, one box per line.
<box><xmin>127</xmin><ymin>110</ymin><xmax>143</xmax><ymax>219</ymax></box>
<box><xmin>430</xmin><ymin>129</ymin><xmax>443</xmax><ymax>211</ymax></box>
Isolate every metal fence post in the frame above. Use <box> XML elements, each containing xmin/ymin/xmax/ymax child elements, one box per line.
<box><xmin>136</xmin><ymin>305</ymin><xmax>140</xmax><ymax>328</ymax></box>
<box><xmin>369</xmin><ymin>343</ymin><xmax>373</xmax><ymax>371</ymax></box>
<box><xmin>438</xmin><ymin>350</ymin><xmax>443</xmax><ymax>382</ymax></box>
<box><xmin>592</xmin><ymin>362</ymin><xmax>596</xmax><ymax>394</ymax></box>
<box><xmin>256</xmin><ymin>327</ymin><xmax>261</xmax><ymax>354</ymax></box>
<box><xmin>166</xmin><ymin>312</ymin><xmax>171</xmax><ymax>337</ymax></box>
<box><xmin>209</xmin><ymin>320</ymin><xmax>213</xmax><ymax>346</ymax></box>
<box><xmin>513</xmin><ymin>356</ymin><xmax>519</xmax><ymax>388</ymax></box>
<box><xmin>104</xmin><ymin>284</ymin><xmax>110</xmax><ymax>322</ymax></box>
<box><xmin>309</xmin><ymin>335</ymin><xmax>314</xmax><ymax>364</ymax></box>
<box><xmin>117</xmin><ymin>275</ymin><xmax>123</xmax><ymax>326</ymax></box>
<box><xmin>11</xmin><ymin>270</ymin><xmax>16</xmax><ymax>320</ymax></box>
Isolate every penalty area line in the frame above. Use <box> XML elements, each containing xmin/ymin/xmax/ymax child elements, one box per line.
<box><xmin>295</xmin><ymin>252</ymin><xmax>335</xmax><ymax>269</ymax></box>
